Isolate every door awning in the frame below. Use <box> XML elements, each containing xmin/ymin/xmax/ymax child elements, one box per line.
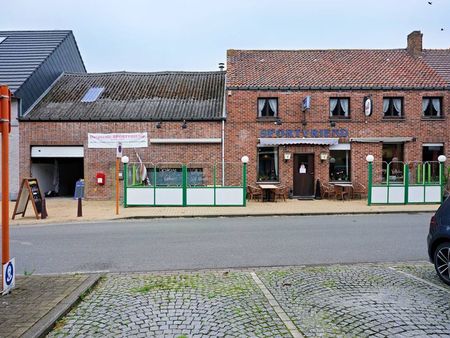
<box><xmin>350</xmin><ymin>137</ymin><xmax>414</xmax><ymax>143</ymax></box>
<box><xmin>258</xmin><ymin>138</ymin><xmax>339</xmax><ymax>146</ymax></box>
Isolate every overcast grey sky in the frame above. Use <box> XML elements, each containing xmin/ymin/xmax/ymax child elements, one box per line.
<box><xmin>1</xmin><ymin>0</ymin><xmax>449</xmax><ymax>72</ymax></box>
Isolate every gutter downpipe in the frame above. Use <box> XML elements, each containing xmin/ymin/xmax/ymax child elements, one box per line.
<box><xmin>222</xmin><ymin>72</ymin><xmax>227</xmax><ymax>186</ymax></box>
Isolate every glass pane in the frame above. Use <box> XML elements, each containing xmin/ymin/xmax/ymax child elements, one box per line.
<box><xmin>258</xmin><ymin>147</ymin><xmax>279</xmax><ymax>181</ymax></box>
<box><xmin>329</xmin><ymin>150</ymin><xmax>351</xmax><ymax>181</ymax></box>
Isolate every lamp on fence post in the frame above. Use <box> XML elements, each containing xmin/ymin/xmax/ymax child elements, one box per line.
<box><xmin>121</xmin><ymin>156</ymin><xmax>129</xmax><ymax>208</ymax></box>
<box><xmin>366</xmin><ymin>155</ymin><xmax>374</xmax><ymax>206</ymax></box>
<box><xmin>438</xmin><ymin>155</ymin><xmax>447</xmax><ymax>202</ymax></box>
<box><xmin>241</xmin><ymin>156</ymin><xmax>249</xmax><ymax>207</ymax></box>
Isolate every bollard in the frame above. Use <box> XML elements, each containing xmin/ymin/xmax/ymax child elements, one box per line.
<box><xmin>41</xmin><ymin>198</ymin><xmax>47</xmax><ymax>219</ymax></box>
<box><xmin>77</xmin><ymin>197</ymin><xmax>83</xmax><ymax>217</ymax></box>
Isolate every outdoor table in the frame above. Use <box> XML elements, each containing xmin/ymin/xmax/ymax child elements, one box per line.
<box><xmin>332</xmin><ymin>182</ymin><xmax>354</xmax><ymax>200</ymax></box>
<box><xmin>258</xmin><ymin>184</ymin><xmax>279</xmax><ymax>202</ymax></box>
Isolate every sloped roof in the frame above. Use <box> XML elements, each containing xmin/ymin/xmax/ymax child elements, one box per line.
<box><xmin>0</xmin><ymin>30</ymin><xmax>86</xmax><ymax>92</ymax></box>
<box><xmin>22</xmin><ymin>71</ymin><xmax>225</xmax><ymax>121</ymax></box>
<box><xmin>226</xmin><ymin>49</ymin><xmax>448</xmax><ymax>89</ymax></box>
<box><xmin>423</xmin><ymin>49</ymin><xmax>450</xmax><ymax>86</ymax></box>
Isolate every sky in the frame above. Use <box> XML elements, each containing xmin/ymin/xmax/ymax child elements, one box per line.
<box><xmin>1</xmin><ymin>0</ymin><xmax>449</xmax><ymax>73</ymax></box>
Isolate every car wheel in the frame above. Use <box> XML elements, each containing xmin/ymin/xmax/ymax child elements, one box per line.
<box><xmin>434</xmin><ymin>242</ymin><xmax>450</xmax><ymax>286</ymax></box>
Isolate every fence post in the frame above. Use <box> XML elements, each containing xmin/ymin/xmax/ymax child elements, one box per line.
<box><xmin>123</xmin><ymin>161</ymin><xmax>128</xmax><ymax>208</ymax></box>
<box><xmin>241</xmin><ymin>156</ymin><xmax>249</xmax><ymax>207</ymax></box>
<box><xmin>213</xmin><ymin>164</ymin><xmax>216</xmax><ymax>206</ymax></box>
<box><xmin>182</xmin><ymin>165</ymin><xmax>187</xmax><ymax>207</ymax></box>
<box><xmin>404</xmin><ymin>163</ymin><xmax>409</xmax><ymax>204</ymax></box>
<box><xmin>366</xmin><ymin>155</ymin><xmax>374</xmax><ymax>206</ymax></box>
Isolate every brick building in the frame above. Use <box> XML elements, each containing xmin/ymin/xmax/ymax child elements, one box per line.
<box><xmin>20</xmin><ymin>71</ymin><xmax>225</xmax><ymax>199</ymax></box>
<box><xmin>225</xmin><ymin>31</ymin><xmax>450</xmax><ymax>198</ymax></box>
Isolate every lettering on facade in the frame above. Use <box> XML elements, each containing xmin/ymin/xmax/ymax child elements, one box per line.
<box><xmin>259</xmin><ymin>128</ymin><xmax>349</xmax><ymax>138</ymax></box>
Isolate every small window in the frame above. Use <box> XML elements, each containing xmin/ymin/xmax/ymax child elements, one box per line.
<box><xmin>257</xmin><ymin>147</ymin><xmax>279</xmax><ymax>182</ymax></box>
<box><xmin>330</xmin><ymin>98</ymin><xmax>350</xmax><ymax>118</ymax></box>
<box><xmin>329</xmin><ymin>150</ymin><xmax>351</xmax><ymax>182</ymax></box>
<box><xmin>0</xmin><ymin>37</ymin><xmax>6</xmax><ymax>44</ymax></box>
<box><xmin>257</xmin><ymin>98</ymin><xmax>278</xmax><ymax>118</ymax></box>
<box><xmin>423</xmin><ymin>97</ymin><xmax>442</xmax><ymax>118</ymax></box>
<box><xmin>81</xmin><ymin>87</ymin><xmax>105</xmax><ymax>103</ymax></box>
<box><xmin>382</xmin><ymin>143</ymin><xmax>404</xmax><ymax>182</ymax></box>
<box><xmin>383</xmin><ymin>97</ymin><xmax>403</xmax><ymax>118</ymax></box>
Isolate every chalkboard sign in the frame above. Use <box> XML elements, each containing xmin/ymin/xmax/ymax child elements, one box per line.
<box><xmin>187</xmin><ymin>168</ymin><xmax>203</xmax><ymax>186</ymax></box>
<box><xmin>12</xmin><ymin>178</ymin><xmax>47</xmax><ymax>220</ymax></box>
<box><xmin>74</xmin><ymin>179</ymin><xmax>85</xmax><ymax>199</ymax></box>
<box><xmin>155</xmin><ymin>168</ymin><xmax>183</xmax><ymax>186</ymax></box>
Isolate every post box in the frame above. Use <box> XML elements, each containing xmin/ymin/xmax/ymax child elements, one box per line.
<box><xmin>96</xmin><ymin>172</ymin><xmax>106</xmax><ymax>185</ymax></box>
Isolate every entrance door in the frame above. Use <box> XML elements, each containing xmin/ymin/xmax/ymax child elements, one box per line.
<box><xmin>293</xmin><ymin>154</ymin><xmax>315</xmax><ymax>197</ymax></box>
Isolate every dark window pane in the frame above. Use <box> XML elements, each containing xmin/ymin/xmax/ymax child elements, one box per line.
<box><xmin>257</xmin><ymin>147</ymin><xmax>279</xmax><ymax>181</ymax></box>
<box><xmin>329</xmin><ymin>150</ymin><xmax>351</xmax><ymax>181</ymax></box>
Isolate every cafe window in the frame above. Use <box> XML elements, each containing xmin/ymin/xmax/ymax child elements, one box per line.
<box><xmin>423</xmin><ymin>144</ymin><xmax>444</xmax><ymax>183</ymax></box>
<box><xmin>423</xmin><ymin>97</ymin><xmax>442</xmax><ymax>118</ymax></box>
<box><xmin>257</xmin><ymin>147</ymin><xmax>279</xmax><ymax>182</ymax></box>
<box><xmin>382</xmin><ymin>143</ymin><xmax>404</xmax><ymax>182</ymax></box>
<box><xmin>329</xmin><ymin>150</ymin><xmax>351</xmax><ymax>182</ymax></box>
<box><xmin>258</xmin><ymin>98</ymin><xmax>278</xmax><ymax>118</ymax></box>
<box><xmin>383</xmin><ymin>97</ymin><xmax>403</xmax><ymax>118</ymax></box>
<box><xmin>330</xmin><ymin>98</ymin><xmax>350</xmax><ymax>118</ymax></box>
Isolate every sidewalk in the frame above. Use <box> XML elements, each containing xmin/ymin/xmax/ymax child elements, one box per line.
<box><xmin>8</xmin><ymin>198</ymin><xmax>439</xmax><ymax>225</ymax></box>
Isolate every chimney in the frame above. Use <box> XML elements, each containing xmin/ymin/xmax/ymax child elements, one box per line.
<box><xmin>407</xmin><ymin>31</ymin><xmax>423</xmax><ymax>57</ymax></box>
<box><xmin>218</xmin><ymin>62</ymin><xmax>225</xmax><ymax>71</ymax></box>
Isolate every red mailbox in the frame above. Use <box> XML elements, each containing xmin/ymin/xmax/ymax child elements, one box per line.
<box><xmin>96</xmin><ymin>172</ymin><xmax>106</xmax><ymax>185</ymax></box>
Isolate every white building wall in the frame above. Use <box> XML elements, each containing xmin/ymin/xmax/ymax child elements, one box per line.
<box><xmin>0</xmin><ymin>98</ymin><xmax>20</xmax><ymax>200</ymax></box>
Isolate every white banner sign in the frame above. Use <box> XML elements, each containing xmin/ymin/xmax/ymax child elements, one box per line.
<box><xmin>88</xmin><ymin>133</ymin><xmax>148</xmax><ymax>149</ymax></box>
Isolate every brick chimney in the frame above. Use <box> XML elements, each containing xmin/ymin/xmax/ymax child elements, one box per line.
<box><xmin>407</xmin><ymin>31</ymin><xmax>423</xmax><ymax>57</ymax></box>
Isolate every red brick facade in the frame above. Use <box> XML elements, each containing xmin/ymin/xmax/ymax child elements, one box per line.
<box><xmin>20</xmin><ymin>121</ymin><xmax>223</xmax><ymax>199</ymax></box>
<box><xmin>224</xmin><ymin>89</ymin><xmax>449</xmax><ymax>195</ymax></box>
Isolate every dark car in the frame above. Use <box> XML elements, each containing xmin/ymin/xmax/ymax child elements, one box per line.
<box><xmin>427</xmin><ymin>196</ymin><xmax>450</xmax><ymax>285</ymax></box>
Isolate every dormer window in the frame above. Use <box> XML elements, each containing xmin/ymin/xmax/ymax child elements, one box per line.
<box><xmin>258</xmin><ymin>98</ymin><xmax>278</xmax><ymax>118</ymax></box>
<box><xmin>423</xmin><ymin>97</ymin><xmax>442</xmax><ymax>118</ymax></box>
<box><xmin>383</xmin><ymin>97</ymin><xmax>403</xmax><ymax>118</ymax></box>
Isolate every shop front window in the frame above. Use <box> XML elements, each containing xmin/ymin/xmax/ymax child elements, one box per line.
<box><xmin>257</xmin><ymin>147</ymin><xmax>279</xmax><ymax>182</ymax></box>
<box><xmin>382</xmin><ymin>143</ymin><xmax>404</xmax><ymax>183</ymax></box>
<box><xmin>329</xmin><ymin>150</ymin><xmax>351</xmax><ymax>182</ymax></box>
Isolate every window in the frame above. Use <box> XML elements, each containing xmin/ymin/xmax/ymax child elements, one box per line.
<box><xmin>329</xmin><ymin>150</ymin><xmax>351</xmax><ymax>182</ymax></box>
<box><xmin>423</xmin><ymin>97</ymin><xmax>442</xmax><ymax>118</ymax></box>
<box><xmin>81</xmin><ymin>87</ymin><xmax>105</xmax><ymax>103</ymax></box>
<box><xmin>257</xmin><ymin>147</ymin><xmax>279</xmax><ymax>182</ymax></box>
<box><xmin>0</xmin><ymin>37</ymin><xmax>6</xmax><ymax>44</ymax></box>
<box><xmin>257</xmin><ymin>98</ymin><xmax>278</xmax><ymax>118</ymax></box>
<box><xmin>329</xmin><ymin>98</ymin><xmax>350</xmax><ymax>118</ymax></box>
<box><xmin>383</xmin><ymin>97</ymin><xmax>403</xmax><ymax>118</ymax></box>
<box><xmin>382</xmin><ymin>143</ymin><xmax>404</xmax><ymax>182</ymax></box>
<box><xmin>423</xmin><ymin>144</ymin><xmax>444</xmax><ymax>183</ymax></box>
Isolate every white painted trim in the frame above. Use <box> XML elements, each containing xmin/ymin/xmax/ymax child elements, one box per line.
<box><xmin>329</xmin><ymin>143</ymin><xmax>351</xmax><ymax>150</ymax></box>
<box><xmin>422</xmin><ymin>143</ymin><xmax>444</xmax><ymax>147</ymax></box>
<box><xmin>150</xmin><ymin>138</ymin><xmax>221</xmax><ymax>144</ymax></box>
<box><xmin>31</xmin><ymin>146</ymin><xmax>84</xmax><ymax>158</ymax></box>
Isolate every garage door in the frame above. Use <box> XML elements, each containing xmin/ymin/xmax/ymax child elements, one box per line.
<box><xmin>31</xmin><ymin>146</ymin><xmax>84</xmax><ymax>158</ymax></box>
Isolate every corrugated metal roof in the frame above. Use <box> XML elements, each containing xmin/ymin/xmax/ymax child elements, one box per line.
<box><xmin>22</xmin><ymin>71</ymin><xmax>226</xmax><ymax>121</ymax></box>
<box><xmin>0</xmin><ymin>30</ymin><xmax>86</xmax><ymax>93</ymax></box>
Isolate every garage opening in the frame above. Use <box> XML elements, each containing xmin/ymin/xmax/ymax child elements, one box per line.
<box><xmin>31</xmin><ymin>146</ymin><xmax>84</xmax><ymax>197</ymax></box>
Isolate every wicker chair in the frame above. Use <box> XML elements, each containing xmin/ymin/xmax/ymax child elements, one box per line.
<box><xmin>321</xmin><ymin>183</ymin><xmax>336</xmax><ymax>199</ymax></box>
<box><xmin>247</xmin><ymin>185</ymin><xmax>263</xmax><ymax>201</ymax></box>
<box><xmin>352</xmin><ymin>182</ymin><xmax>367</xmax><ymax>199</ymax></box>
<box><xmin>274</xmin><ymin>185</ymin><xmax>288</xmax><ymax>202</ymax></box>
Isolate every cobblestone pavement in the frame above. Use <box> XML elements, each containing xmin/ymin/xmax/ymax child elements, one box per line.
<box><xmin>259</xmin><ymin>263</ymin><xmax>450</xmax><ymax>337</ymax></box>
<box><xmin>48</xmin><ymin>263</ymin><xmax>450</xmax><ymax>337</ymax></box>
<box><xmin>0</xmin><ymin>274</ymin><xmax>90</xmax><ymax>338</ymax></box>
<box><xmin>49</xmin><ymin>272</ymin><xmax>291</xmax><ymax>337</ymax></box>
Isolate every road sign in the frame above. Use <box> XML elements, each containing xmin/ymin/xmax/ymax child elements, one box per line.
<box><xmin>116</xmin><ymin>142</ymin><xmax>123</xmax><ymax>158</ymax></box>
<box><xmin>2</xmin><ymin>257</ymin><xmax>15</xmax><ymax>295</ymax></box>
<box><xmin>74</xmin><ymin>179</ymin><xmax>85</xmax><ymax>200</ymax></box>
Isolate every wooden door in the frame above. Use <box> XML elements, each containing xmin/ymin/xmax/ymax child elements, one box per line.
<box><xmin>293</xmin><ymin>154</ymin><xmax>315</xmax><ymax>197</ymax></box>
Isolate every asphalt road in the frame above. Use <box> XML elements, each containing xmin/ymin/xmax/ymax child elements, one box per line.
<box><xmin>5</xmin><ymin>213</ymin><xmax>433</xmax><ymax>274</ymax></box>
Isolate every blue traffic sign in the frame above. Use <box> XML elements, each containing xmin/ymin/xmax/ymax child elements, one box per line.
<box><xmin>5</xmin><ymin>262</ymin><xmax>13</xmax><ymax>286</ymax></box>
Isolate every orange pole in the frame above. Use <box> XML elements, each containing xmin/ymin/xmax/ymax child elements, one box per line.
<box><xmin>1</xmin><ymin>85</ymin><xmax>11</xmax><ymax>266</ymax></box>
<box><xmin>116</xmin><ymin>158</ymin><xmax>119</xmax><ymax>215</ymax></box>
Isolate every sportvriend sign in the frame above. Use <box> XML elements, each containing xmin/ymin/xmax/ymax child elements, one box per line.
<box><xmin>88</xmin><ymin>133</ymin><xmax>148</xmax><ymax>148</ymax></box>
<box><xmin>259</xmin><ymin>128</ymin><xmax>349</xmax><ymax>138</ymax></box>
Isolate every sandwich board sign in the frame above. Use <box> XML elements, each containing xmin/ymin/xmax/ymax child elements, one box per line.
<box><xmin>12</xmin><ymin>178</ymin><xmax>47</xmax><ymax>220</ymax></box>
<box><xmin>2</xmin><ymin>257</ymin><xmax>15</xmax><ymax>295</ymax></box>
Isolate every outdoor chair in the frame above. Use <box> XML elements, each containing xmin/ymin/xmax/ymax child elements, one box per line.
<box><xmin>274</xmin><ymin>185</ymin><xmax>288</xmax><ymax>202</ymax></box>
<box><xmin>247</xmin><ymin>185</ymin><xmax>263</xmax><ymax>201</ymax></box>
<box><xmin>352</xmin><ymin>182</ymin><xmax>367</xmax><ymax>199</ymax></box>
<box><xmin>320</xmin><ymin>183</ymin><xmax>335</xmax><ymax>199</ymax></box>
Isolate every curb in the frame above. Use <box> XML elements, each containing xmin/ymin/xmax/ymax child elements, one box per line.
<box><xmin>21</xmin><ymin>273</ymin><xmax>102</xmax><ymax>338</ymax></box>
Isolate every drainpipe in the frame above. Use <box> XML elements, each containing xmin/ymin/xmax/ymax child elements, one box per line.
<box><xmin>222</xmin><ymin>120</ymin><xmax>225</xmax><ymax>185</ymax></box>
<box><xmin>221</xmin><ymin>64</ymin><xmax>227</xmax><ymax>186</ymax></box>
